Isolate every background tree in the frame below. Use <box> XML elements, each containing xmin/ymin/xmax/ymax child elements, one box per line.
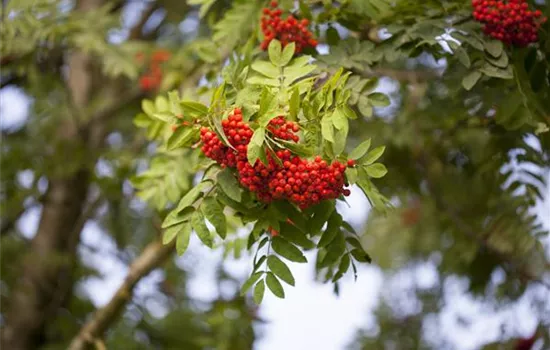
<box><xmin>1</xmin><ymin>1</ymin><xmax>549</xmax><ymax>350</ymax></box>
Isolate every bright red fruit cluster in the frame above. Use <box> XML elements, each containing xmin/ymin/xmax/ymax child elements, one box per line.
<box><xmin>260</xmin><ymin>1</ymin><xmax>317</xmax><ymax>53</ymax></box>
<box><xmin>138</xmin><ymin>49</ymin><xmax>172</xmax><ymax>91</ymax></box>
<box><xmin>199</xmin><ymin>108</ymin><xmax>353</xmax><ymax>209</ymax></box>
<box><xmin>472</xmin><ymin>0</ymin><xmax>546</xmax><ymax>47</ymax></box>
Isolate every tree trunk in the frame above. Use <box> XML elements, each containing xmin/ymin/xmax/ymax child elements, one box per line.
<box><xmin>1</xmin><ymin>172</ymin><xmax>90</xmax><ymax>350</ymax></box>
<box><xmin>0</xmin><ymin>0</ymin><xmax>103</xmax><ymax>348</ymax></box>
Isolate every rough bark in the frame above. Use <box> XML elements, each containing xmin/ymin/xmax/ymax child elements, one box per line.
<box><xmin>1</xmin><ymin>172</ymin><xmax>91</xmax><ymax>350</ymax></box>
<box><xmin>68</xmin><ymin>240</ymin><xmax>175</xmax><ymax>350</ymax></box>
<box><xmin>0</xmin><ymin>1</ymin><xmax>102</xmax><ymax>348</ymax></box>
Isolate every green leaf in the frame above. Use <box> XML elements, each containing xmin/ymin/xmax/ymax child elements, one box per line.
<box><xmin>176</xmin><ymin>184</ymin><xmax>204</xmax><ymax>212</ymax></box>
<box><xmin>368</xmin><ymin>92</ymin><xmax>390</xmax><ymax>107</ymax></box>
<box><xmin>251</xmin><ymin>219</ymin><xmax>269</xmax><ymax>239</ymax></box>
<box><xmin>320</xmin><ymin>233</ymin><xmax>346</xmax><ymax>268</ymax></box>
<box><xmin>326</xmin><ymin>26</ymin><xmax>340</xmax><ymax>46</ymax></box>
<box><xmin>152</xmin><ymin>112</ymin><xmax>177</xmax><ymax>123</ymax></box>
<box><xmin>210</xmin><ymin>83</ymin><xmax>226</xmax><ymax>111</ymax></box>
<box><xmin>266</xmin><ymin>272</ymin><xmax>285</xmax><ymax>298</ymax></box>
<box><xmin>361</xmin><ymin>146</ymin><xmax>385</xmax><ymax>165</ymax></box>
<box><xmin>247</xmin><ymin>142</ymin><xmax>261</xmax><ymax>165</ymax></box>
<box><xmin>484</xmin><ymin>40</ymin><xmax>503</xmax><ymax>58</ymax></box>
<box><xmin>180</xmin><ymin>100</ymin><xmax>208</xmax><ymax>116</ymax></box>
<box><xmin>332</xmin><ymin>254</ymin><xmax>350</xmax><ymax>282</ymax></box>
<box><xmin>289</xmin><ymin>87</ymin><xmax>300</xmax><ymax>119</ymax></box>
<box><xmin>462</xmin><ymin>71</ymin><xmax>482</xmax><ymax>91</ymax></box>
<box><xmin>480</xmin><ymin>63</ymin><xmax>513</xmax><ymax>79</ymax></box>
<box><xmin>251</xmin><ymin>61</ymin><xmax>280</xmax><ymax>78</ymax></box>
<box><xmin>455</xmin><ymin>47</ymin><xmax>471</xmax><ymax>68</ymax></box>
<box><xmin>280</xmin><ymin>42</ymin><xmax>296</xmax><ymax>66</ymax></box>
<box><xmin>142</xmin><ymin>100</ymin><xmax>155</xmax><ymax>116</ymax></box>
<box><xmin>168</xmin><ymin>91</ymin><xmax>183</xmax><ymax>115</ymax></box>
<box><xmin>342</xmin><ymin>105</ymin><xmax>357</xmax><ymax>120</ymax></box>
<box><xmin>253</xmin><ymin>279</ymin><xmax>265</xmax><ymax>304</ymax></box>
<box><xmin>341</xmin><ymin>221</ymin><xmax>357</xmax><ymax>235</ymax></box>
<box><xmin>349</xmin><ymin>139</ymin><xmax>371</xmax><ymax>160</ymax></box>
<box><xmin>272</xmin><ymin>201</ymin><xmax>308</xmax><ymax>233</ymax></box>
<box><xmin>318</xmin><ymin>212</ymin><xmax>343</xmax><ymax>247</ymax></box>
<box><xmin>332</xmin><ymin>108</ymin><xmax>347</xmax><ymax>130</ymax></box>
<box><xmin>332</xmin><ymin>120</ymin><xmax>348</xmax><ymax>155</ymax></box>
<box><xmin>277</xmin><ymin>140</ymin><xmax>314</xmax><ymax>157</ymax></box>
<box><xmin>345</xmin><ymin>167</ymin><xmax>358</xmax><ymax>184</ymax></box>
<box><xmin>217</xmin><ymin>168</ymin><xmax>242</xmax><ymax>202</ymax></box>
<box><xmin>212</xmin><ymin>114</ymin><xmax>235</xmax><ymax>151</ymax></box>
<box><xmin>272</xmin><ymin>237</ymin><xmax>307</xmax><ymax>263</ymax></box>
<box><xmin>358</xmin><ymin>96</ymin><xmax>373</xmax><ymax>117</ymax></box>
<box><xmin>258</xmin><ymin>87</ymin><xmax>278</xmax><ymax>118</ymax></box>
<box><xmin>365</xmin><ymin>163</ymin><xmax>388</xmax><ymax>178</ymax></box>
<box><xmin>268</xmin><ymin>39</ymin><xmax>283</xmax><ymax>66</ymax></box>
<box><xmin>201</xmin><ymin>197</ymin><xmax>227</xmax><ymax>239</ymax></box>
<box><xmin>162</xmin><ymin>207</ymin><xmax>195</xmax><ymax>229</ymax></box>
<box><xmin>350</xmin><ymin>249</ymin><xmax>372</xmax><ymax>263</ymax></box>
<box><xmin>247</xmin><ymin>75</ymin><xmax>280</xmax><ymax>87</ymax></box>
<box><xmin>192</xmin><ymin>210</ymin><xmax>213</xmax><ymax>248</ymax></box>
<box><xmin>155</xmin><ymin>96</ymin><xmax>169</xmax><ymax>111</ymax></box>
<box><xmin>253</xmin><ymin>255</ymin><xmax>267</xmax><ymax>272</ymax></box>
<box><xmin>486</xmin><ymin>53</ymin><xmax>509</xmax><ymax>68</ymax></box>
<box><xmin>167</xmin><ymin>128</ymin><xmax>198</xmax><ymax>150</ymax></box>
<box><xmin>321</xmin><ymin>115</ymin><xmax>335</xmax><ymax>143</ymax></box>
<box><xmin>176</xmin><ymin>222</ymin><xmax>192</xmax><ymax>255</ymax></box>
<box><xmin>279</xmin><ymin>222</ymin><xmax>315</xmax><ymax>249</ymax></box>
<box><xmin>267</xmin><ymin>255</ymin><xmax>295</xmax><ymax>286</ymax></box>
<box><xmin>133</xmin><ymin>113</ymin><xmax>151</xmax><ymax>128</ymax></box>
<box><xmin>287</xmin><ymin>55</ymin><xmax>311</xmax><ymax>69</ymax></box>
<box><xmin>284</xmin><ymin>64</ymin><xmax>317</xmax><ymax>85</ymax></box>
<box><xmin>309</xmin><ymin>201</ymin><xmax>335</xmax><ymax>234</ymax></box>
<box><xmin>250</xmin><ymin>127</ymin><xmax>266</xmax><ymax>147</ymax></box>
<box><xmin>163</xmin><ymin>222</ymin><xmax>182</xmax><ymax>245</ymax></box>
<box><xmin>346</xmin><ymin>236</ymin><xmax>363</xmax><ymax>250</ymax></box>
<box><xmin>240</xmin><ymin>271</ymin><xmax>263</xmax><ymax>295</ymax></box>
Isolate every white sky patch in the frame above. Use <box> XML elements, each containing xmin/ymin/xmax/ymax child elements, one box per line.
<box><xmin>0</xmin><ymin>87</ymin><xmax>31</xmax><ymax>130</ymax></box>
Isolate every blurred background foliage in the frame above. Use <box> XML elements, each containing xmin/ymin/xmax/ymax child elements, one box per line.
<box><xmin>1</xmin><ymin>0</ymin><xmax>549</xmax><ymax>349</ymax></box>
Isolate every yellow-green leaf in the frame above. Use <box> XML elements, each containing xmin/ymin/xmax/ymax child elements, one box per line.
<box><xmin>267</xmin><ymin>255</ymin><xmax>295</xmax><ymax>286</ymax></box>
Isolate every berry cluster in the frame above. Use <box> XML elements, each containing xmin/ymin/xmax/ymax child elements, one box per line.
<box><xmin>138</xmin><ymin>49</ymin><xmax>171</xmax><ymax>91</ymax></box>
<box><xmin>260</xmin><ymin>1</ymin><xmax>317</xmax><ymax>53</ymax></box>
<box><xmin>267</xmin><ymin>116</ymin><xmax>300</xmax><ymax>142</ymax></box>
<box><xmin>199</xmin><ymin>108</ymin><xmax>353</xmax><ymax>209</ymax></box>
<box><xmin>472</xmin><ymin>0</ymin><xmax>546</xmax><ymax>47</ymax></box>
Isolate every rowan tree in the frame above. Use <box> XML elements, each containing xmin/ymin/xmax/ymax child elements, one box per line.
<box><xmin>1</xmin><ymin>0</ymin><xmax>549</xmax><ymax>349</ymax></box>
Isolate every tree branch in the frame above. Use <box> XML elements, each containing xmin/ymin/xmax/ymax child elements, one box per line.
<box><xmin>68</xmin><ymin>239</ymin><xmax>175</xmax><ymax>350</ymax></box>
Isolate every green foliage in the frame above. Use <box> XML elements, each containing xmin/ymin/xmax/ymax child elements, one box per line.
<box><xmin>212</xmin><ymin>0</ymin><xmax>262</xmax><ymax>51</ymax></box>
<box><xmin>0</xmin><ymin>1</ymin><xmax>141</xmax><ymax>78</ymax></box>
<box><xmin>133</xmin><ymin>36</ymin><xmax>393</xmax><ymax>301</ymax></box>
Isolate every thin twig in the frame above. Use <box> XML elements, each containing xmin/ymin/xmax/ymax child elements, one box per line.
<box><xmin>68</xmin><ymin>239</ymin><xmax>175</xmax><ymax>350</ymax></box>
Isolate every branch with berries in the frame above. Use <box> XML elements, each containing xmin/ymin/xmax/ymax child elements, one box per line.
<box><xmin>133</xmin><ymin>37</ymin><xmax>389</xmax><ymax>301</ymax></box>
